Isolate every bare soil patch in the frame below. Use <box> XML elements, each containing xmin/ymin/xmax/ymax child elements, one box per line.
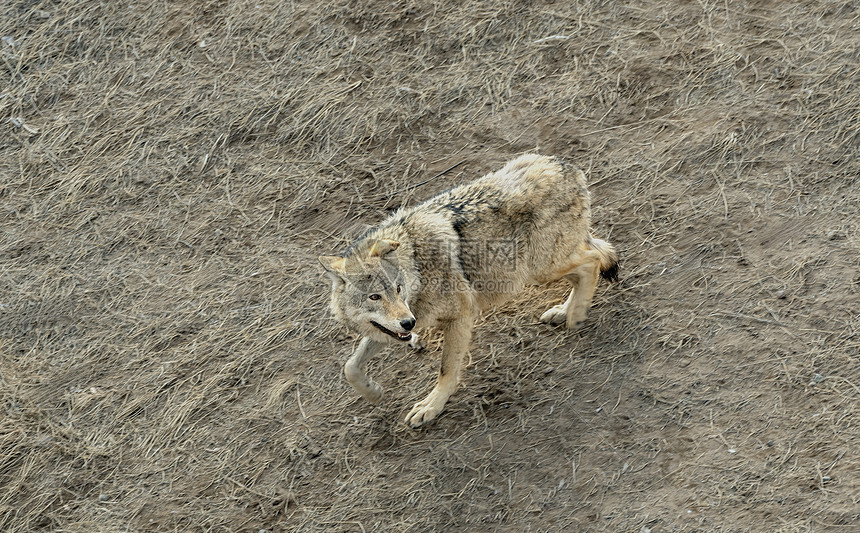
<box><xmin>2</xmin><ymin>1</ymin><xmax>858</xmax><ymax>531</ymax></box>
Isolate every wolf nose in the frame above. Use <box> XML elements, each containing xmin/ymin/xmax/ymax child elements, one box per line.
<box><xmin>400</xmin><ymin>317</ymin><xmax>416</xmax><ymax>331</ymax></box>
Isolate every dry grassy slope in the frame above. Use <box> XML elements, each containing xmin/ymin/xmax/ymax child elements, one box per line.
<box><xmin>1</xmin><ymin>0</ymin><xmax>858</xmax><ymax>531</ymax></box>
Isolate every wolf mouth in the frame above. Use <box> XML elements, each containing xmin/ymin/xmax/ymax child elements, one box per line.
<box><xmin>370</xmin><ymin>321</ymin><xmax>412</xmax><ymax>341</ymax></box>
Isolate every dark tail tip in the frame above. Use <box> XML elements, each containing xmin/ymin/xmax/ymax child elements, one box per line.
<box><xmin>600</xmin><ymin>262</ymin><xmax>619</xmax><ymax>283</ymax></box>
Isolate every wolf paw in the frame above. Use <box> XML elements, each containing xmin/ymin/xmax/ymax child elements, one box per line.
<box><xmin>539</xmin><ymin>305</ymin><xmax>567</xmax><ymax>325</ymax></box>
<box><xmin>358</xmin><ymin>381</ymin><xmax>383</xmax><ymax>404</ymax></box>
<box><xmin>405</xmin><ymin>390</ymin><xmax>449</xmax><ymax>428</ymax></box>
<box><xmin>566</xmin><ymin>318</ymin><xmax>586</xmax><ymax>330</ymax></box>
<box><xmin>408</xmin><ymin>333</ymin><xmax>426</xmax><ymax>351</ymax></box>
<box><xmin>565</xmin><ymin>309</ymin><xmax>588</xmax><ymax>330</ymax></box>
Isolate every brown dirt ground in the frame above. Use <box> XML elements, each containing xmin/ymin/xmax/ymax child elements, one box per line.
<box><xmin>2</xmin><ymin>0</ymin><xmax>859</xmax><ymax>531</ymax></box>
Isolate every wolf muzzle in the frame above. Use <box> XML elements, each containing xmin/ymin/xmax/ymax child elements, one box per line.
<box><xmin>370</xmin><ymin>320</ymin><xmax>414</xmax><ymax>341</ymax></box>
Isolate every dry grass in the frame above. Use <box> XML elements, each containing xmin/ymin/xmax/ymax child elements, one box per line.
<box><xmin>2</xmin><ymin>0</ymin><xmax>859</xmax><ymax>531</ymax></box>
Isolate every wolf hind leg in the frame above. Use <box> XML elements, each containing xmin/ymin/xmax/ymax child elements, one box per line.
<box><xmin>405</xmin><ymin>316</ymin><xmax>472</xmax><ymax>427</ymax></box>
<box><xmin>344</xmin><ymin>337</ymin><xmax>385</xmax><ymax>403</ymax></box>
<box><xmin>539</xmin><ymin>264</ymin><xmax>599</xmax><ymax>329</ymax></box>
<box><xmin>540</xmin><ymin>249</ymin><xmax>606</xmax><ymax>329</ymax></box>
<box><xmin>539</xmin><ymin>289</ymin><xmax>576</xmax><ymax>326</ymax></box>
<box><xmin>562</xmin><ymin>261</ymin><xmax>601</xmax><ymax>329</ymax></box>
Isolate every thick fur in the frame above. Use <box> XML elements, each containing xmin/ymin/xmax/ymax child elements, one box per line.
<box><xmin>320</xmin><ymin>154</ymin><xmax>618</xmax><ymax>427</ymax></box>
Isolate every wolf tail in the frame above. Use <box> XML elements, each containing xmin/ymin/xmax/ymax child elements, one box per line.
<box><xmin>589</xmin><ymin>237</ymin><xmax>619</xmax><ymax>283</ymax></box>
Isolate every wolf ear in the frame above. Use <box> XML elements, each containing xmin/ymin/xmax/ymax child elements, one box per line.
<box><xmin>369</xmin><ymin>239</ymin><xmax>400</xmax><ymax>257</ymax></box>
<box><xmin>318</xmin><ymin>255</ymin><xmax>346</xmax><ymax>274</ymax></box>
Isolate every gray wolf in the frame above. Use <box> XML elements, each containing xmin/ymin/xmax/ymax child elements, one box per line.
<box><xmin>319</xmin><ymin>154</ymin><xmax>618</xmax><ymax>427</ymax></box>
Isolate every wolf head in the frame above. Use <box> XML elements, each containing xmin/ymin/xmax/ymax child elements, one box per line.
<box><xmin>319</xmin><ymin>239</ymin><xmax>416</xmax><ymax>343</ymax></box>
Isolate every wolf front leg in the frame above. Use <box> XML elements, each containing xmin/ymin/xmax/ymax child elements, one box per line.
<box><xmin>344</xmin><ymin>337</ymin><xmax>385</xmax><ymax>403</ymax></box>
<box><xmin>405</xmin><ymin>316</ymin><xmax>472</xmax><ymax>427</ymax></box>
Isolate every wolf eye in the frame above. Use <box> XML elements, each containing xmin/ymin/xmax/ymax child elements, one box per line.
<box><xmin>396</xmin><ymin>285</ymin><xmax>402</xmax><ymax>294</ymax></box>
<box><xmin>368</xmin><ymin>294</ymin><xmax>381</xmax><ymax>301</ymax></box>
